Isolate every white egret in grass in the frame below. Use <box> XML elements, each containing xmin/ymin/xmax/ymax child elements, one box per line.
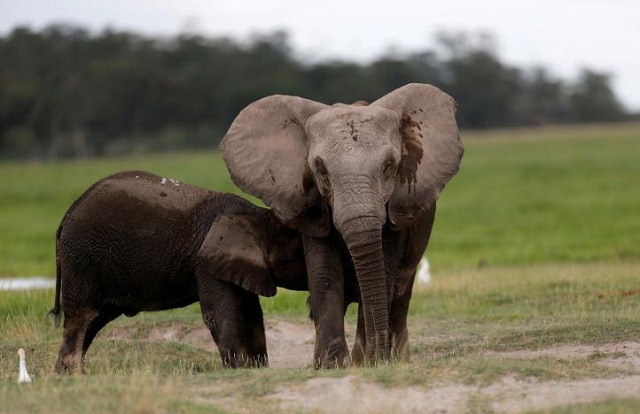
<box><xmin>416</xmin><ymin>257</ymin><xmax>431</xmax><ymax>285</ymax></box>
<box><xmin>18</xmin><ymin>348</ymin><xmax>32</xmax><ymax>383</ymax></box>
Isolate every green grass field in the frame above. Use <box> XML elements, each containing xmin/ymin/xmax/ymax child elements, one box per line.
<box><xmin>1</xmin><ymin>123</ymin><xmax>639</xmax><ymax>412</ymax></box>
<box><xmin>1</xmin><ymin>123</ymin><xmax>639</xmax><ymax>276</ymax></box>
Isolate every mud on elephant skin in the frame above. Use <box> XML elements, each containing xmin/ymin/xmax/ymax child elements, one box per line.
<box><xmin>222</xmin><ymin>83</ymin><xmax>463</xmax><ymax>368</ymax></box>
<box><xmin>50</xmin><ymin>170</ymin><xmax>306</xmax><ymax>373</ymax></box>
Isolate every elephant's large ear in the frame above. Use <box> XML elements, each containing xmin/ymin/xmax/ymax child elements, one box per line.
<box><xmin>221</xmin><ymin>96</ymin><xmax>331</xmax><ymax>237</ymax></box>
<box><xmin>374</xmin><ymin>83</ymin><xmax>463</xmax><ymax>229</ymax></box>
<box><xmin>198</xmin><ymin>215</ymin><xmax>277</xmax><ymax>297</ymax></box>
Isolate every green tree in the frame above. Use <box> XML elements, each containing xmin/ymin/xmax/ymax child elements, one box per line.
<box><xmin>436</xmin><ymin>32</ymin><xmax>522</xmax><ymax>128</ymax></box>
<box><xmin>0</xmin><ymin>26</ymin><xmax>629</xmax><ymax>160</ymax></box>
<box><xmin>569</xmin><ymin>69</ymin><xmax>625</xmax><ymax>123</ymax></box>
<box><xmin>517</xmin><ymin>67</ymin><xmax>569</xmax><ymax>125</ymax></box>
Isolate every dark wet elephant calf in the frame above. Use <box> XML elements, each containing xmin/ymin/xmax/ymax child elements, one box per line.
<box><xmin>50</xmin><ymin>170</ymin><xmax>306</xmax><ymax>373</ymax></box>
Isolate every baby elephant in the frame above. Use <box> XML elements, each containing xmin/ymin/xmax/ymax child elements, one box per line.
<box><xmin>50</xmin><ymin>170</ymin><xmax>306</xmax><ymax>373</ymax></box>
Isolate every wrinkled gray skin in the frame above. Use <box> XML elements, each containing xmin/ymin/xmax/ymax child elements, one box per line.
<box><xmin>222</xmin><ymin>83</ymin><xmax>463</xmax><ymax>368</ymax></box>
<box><xmin>50</xmin><ymin>170</ymin><xmax>306</xmax><ymax>373</ymax></box>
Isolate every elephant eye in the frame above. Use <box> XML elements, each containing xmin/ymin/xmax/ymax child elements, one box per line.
<box><xmin>314</xmin><ymin>157</ymin><xmax>328</xmax><ymax>176</ymax></box>
<box><xmin>313</xmin><ymin>157</ymin><xmax>332</xmax><ymax>196</ymax></box>
<box><xmin>383</xmin><ymin>158</ymin><xmax>396</xmax><ymax>176</ymax></box>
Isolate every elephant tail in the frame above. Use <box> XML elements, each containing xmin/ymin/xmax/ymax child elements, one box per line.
<box><xmin>47</xmin><ymin>224</ymin><xmax>63</xmax><ymax>328</ymax></box>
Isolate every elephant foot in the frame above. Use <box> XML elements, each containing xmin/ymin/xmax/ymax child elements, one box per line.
<box><xmin>55</xmin><ymin>354</ymin><xmax>84</xmax><ymax>375</ymax></box>
<box><xmin>314</xmin><ymin>337</ymin><xmax>349</xmax><ymax>369</ymax></box>
<box><xmin>391</xmin><ymin>327</ymin><xmax>411</xmax><ymax>363</ymax></box>
<box><xmin>359</xmin><ymin>339</ymin><xmax>393</xmax><ymax>367</ymax></box>
<box><xmin>351</xmin><ymin>339</ymin><xmax>365</xmax><ymax>366</ymax></box>
<box><xmin>219</xmin><ymin>348</ymin><xmax>268</xmax><ymax>368</ymax></box>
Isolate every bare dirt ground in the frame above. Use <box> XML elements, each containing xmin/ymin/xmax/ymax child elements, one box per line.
<box><xmin>106</xmin><ymin>320</ymin><xmax>640</xmax><ymax>413</ymax></box>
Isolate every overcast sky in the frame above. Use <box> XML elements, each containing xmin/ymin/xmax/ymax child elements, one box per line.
<box><xmin>2</xmin><ymin>0</ymin><xmax>639</xmax><ymax>110</ymax></box>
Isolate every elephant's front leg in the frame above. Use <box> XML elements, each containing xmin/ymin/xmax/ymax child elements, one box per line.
<box><xmin>349</xmin><ymin>223</ymin><xmax>402</xmax><ymax>366</ymax></box>
<box><xmin>196</xmin><ymin>274</ymin><xmax>268</xmax><ymax>368</ymax></box>
<box><xmin>350</xmin><ymin>303</ymin><xmax>366</xmax><ymax>365</ymax></box>
<box><xmin>303</xmin><ymin>233</ymin><xmax>349</xmax><ymax>369</ymax></box>
<box><xmin>389</xmin><ymin>207</ymin><xmax>436</xmax><ymax>361</ymax></box>
<box><xmin>389</xmin><ymin>268</ymin><xmax>416</xmax><ymax>361</ymax></box>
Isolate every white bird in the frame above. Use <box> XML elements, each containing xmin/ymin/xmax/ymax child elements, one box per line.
<box><xmin>416</xmin><ymin>257</ymin><xmax>431</xmax><ymax>285</ymax></box>
<box><xmin>17</xmin><ymin>348</ymin><xmax>32</xmax><ymax>383</ymax></box>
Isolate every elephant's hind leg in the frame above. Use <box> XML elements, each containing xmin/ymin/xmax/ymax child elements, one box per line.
<box><xmin>83</xmin><ymin>306</ymin><xmax>122</xmax><ymax>357</ymax></box>
<box><xmin>55</xmin><ymin>306</ymin><xmax>99</xmax><ymax>374</ymax></box>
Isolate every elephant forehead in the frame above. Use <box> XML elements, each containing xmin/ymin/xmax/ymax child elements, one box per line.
<box><xmin>307</xmin><ymin>106</ymin><xmax>401</xmax><ymax>147</ymax></box>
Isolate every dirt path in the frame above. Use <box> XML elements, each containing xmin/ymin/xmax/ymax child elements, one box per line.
<box><xmin>264</xmin><ymin>319</ymin><xmax>316</xmax><ymax>368</ymax></box>
<box><xmin>106</xmin><ymin>320</ymin><xmax>640</xmax><ymax>413</ymax></box>
<box><xmin>268</xmin><ymin>374</ymin><xmax>640</xmax><ymax>413</ymax></box>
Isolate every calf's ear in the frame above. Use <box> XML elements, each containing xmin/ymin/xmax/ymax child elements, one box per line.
<box><xmin>198</xmin><ymin>215</ymin><xmax>277</xmax><ymax>297</ymax></box>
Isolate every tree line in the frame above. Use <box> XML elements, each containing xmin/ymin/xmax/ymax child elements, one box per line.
<box><xmin>0</xmin><ymin>25</ymin><xmax>628</xmax><ymax>160</ymax></box>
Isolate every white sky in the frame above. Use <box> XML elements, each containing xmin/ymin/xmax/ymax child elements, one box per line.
<box><xmin>2</xmin><ymin>0</ymin><xmax>639</xmax><ymax>110</ymax></box>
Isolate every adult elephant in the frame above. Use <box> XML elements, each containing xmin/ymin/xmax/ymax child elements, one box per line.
<box><xmin>221</xmin><ymin>83</ymin><xmax>463</xmax><ymax>368</ymax></box>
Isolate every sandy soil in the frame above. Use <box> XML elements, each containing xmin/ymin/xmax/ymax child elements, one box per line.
<box><xmin>106</xmin><ymin>320</ymin><xmax>640</xmax><ymax>413</ymax></box>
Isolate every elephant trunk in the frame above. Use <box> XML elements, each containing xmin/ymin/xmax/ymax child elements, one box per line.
<box><xmin>340</xmin><ymin>216</ymin><xmax>390</xmax><ymax>364</ymax></box>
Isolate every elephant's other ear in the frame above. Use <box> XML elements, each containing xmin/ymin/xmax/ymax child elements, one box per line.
<box><xmin>198</xmin><ymin>215</ymin><xmax>276</xmax><ymax>297</ymax></box>
<box><xmin>221</xmin><ymin>95</ymin><xmax>331</xmax><ymax>237</ymax></box>
<box><xmin>374</xmin><ymin>83</ymin><xmax>464</xmax><ymax>229</ymax></box>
